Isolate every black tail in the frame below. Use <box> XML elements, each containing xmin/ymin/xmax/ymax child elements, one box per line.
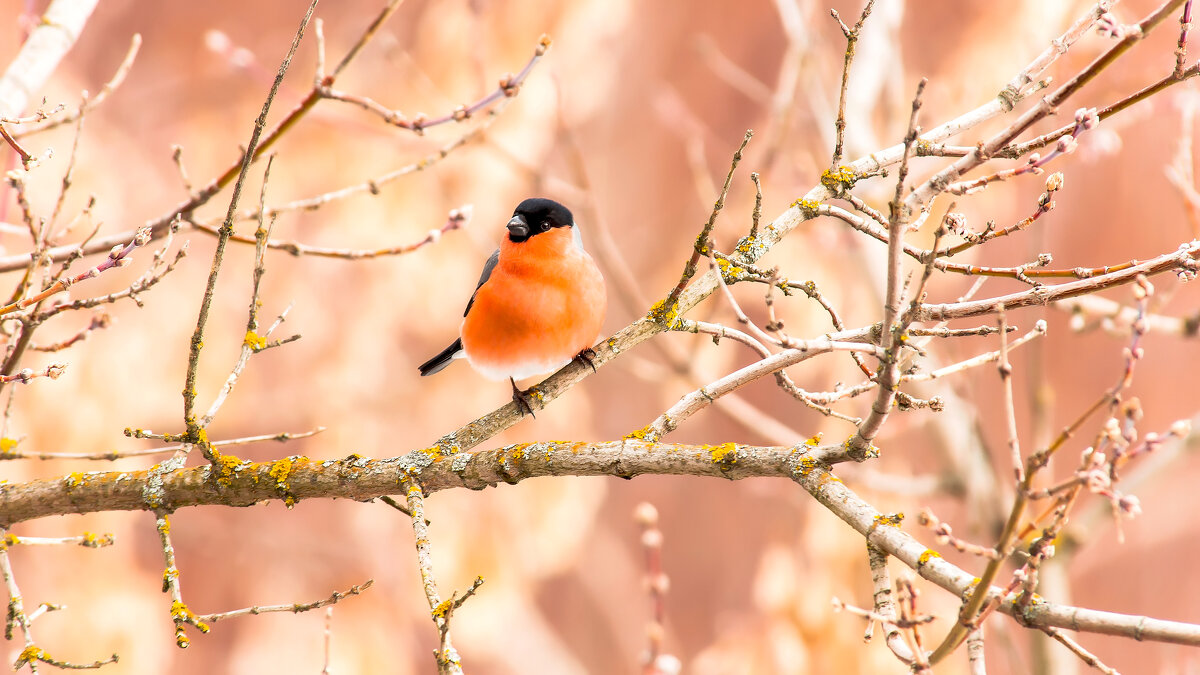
<box><xmin>418</xmin><ymin>338</ymin><xmax>463</xmax><ymax>377</ymax></box>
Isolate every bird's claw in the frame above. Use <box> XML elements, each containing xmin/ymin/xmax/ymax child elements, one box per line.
<box><xmin>509</xmin><ymin>377</ymin><xmax>537</xmax><ymax>418</ymax></box>
<box><xmin>575</xmin><ymin>347</ymin><xmax>598</xmax><ymax>373</ymax></box>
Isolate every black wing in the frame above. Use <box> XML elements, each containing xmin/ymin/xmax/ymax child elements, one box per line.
<box><xmin>417</xmin><ymin>248</ymin><xmax>500</xmax><ymax>377</ymax></box>
<box><xmin>463</xmin><ymin>248</ymin><xmax>500</xmax><ymax>317</ymax></box>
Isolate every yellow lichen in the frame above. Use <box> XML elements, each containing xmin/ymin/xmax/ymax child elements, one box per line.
<box><xmin>432</xmin><ymin>599</ymin><xmax>453</xmax><ymax>620</ymax></box>
<box><xmin>269</xmin><ymin>458</ymin><xmax>292</xmax><ymax>488</ymax></box>
<box><xmin>917</xmin><ymin>549</ymin><xmax>942</xmax><ymax>567</ymax></box>
<box><xmin>244</xmin><ymin>331</ymin><xmax>267</xmax><ymax>350</ymax></box>
<box><xmin>211</xmin><ymin>453</ymin><xmax>244</xmax><ymax>486</ymax></box>
<box><xmin>16</xmin><ymin>646</ymin><xmax>47</xmax><ymax>668</ymax></box>
<box><xmin>647</xmin><ymin>299</ymin><xmax>682</xmax><ymax>328</ymax></box>
<box><xmin>795</xmin><ymin>456</ymin><xmax>819</xmax><ymax>477</ymax></box>
<box><xmin>791</xmin><ymin>198</ymin><xmax>822</xmax><ymax>215</ymax></box>
<box><xmin>820</xmin><ymin>166</ymin><xmax>858</xmax><ymax>191</ymax></box>
<box><xmin>715</xmin><ymin>257</ymin><xmax>745</xmax><ymax>283</ymax></box>
<box><xmin>624</xmin><ymin>426</ymin><xmax>656</xmax><ymax>442</ymax></box>
<box><xmin>709</xmin><ymin>442</ymin><xmax>738</xmax><ymax>465</ymax></box>
<box><xmin>171</xmin><ymin>601</ymin><xmax>210</xmax><ymax>634</ymax></box>
<box><xmin>0</xmin><ymin>437</ymin><xmax>17</xmax><ymax>458</ymax></box>
<box><xmin>874</xmin><ymin>513</ymin><xmax>904</xmax><ymax>528</ymax></box>
<box><xmin>1012</xmin><ymin>592</ymin><xmax>1044</xmax><ymax>607</ymax></box>
<box><xmin>267</xmin><ymin>457</ymin><xmax>305</xmax><ymax>508</ymax></box>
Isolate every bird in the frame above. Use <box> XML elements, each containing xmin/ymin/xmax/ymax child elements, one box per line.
<box><xmin>417</xmin><ymin>198</ymin><xmax>607</xmax><ymax>414</ymax></box>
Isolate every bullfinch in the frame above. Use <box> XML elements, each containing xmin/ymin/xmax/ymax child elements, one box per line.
<box><xmin>418</xmin><ymin>198</ymin><xmax>607</xmax><ymax>412</ymax></box>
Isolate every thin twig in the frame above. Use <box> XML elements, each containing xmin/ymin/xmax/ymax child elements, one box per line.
<box><xmin>659</xmin><ymin>130</ymin><xmax>752</xmax><ymax>315</ymax></box>
<box><xmin>183</xmin><ymin>2</ymin><xmax>317</xmax><ymax>456</ymax></box>
<box><xmin>848</xmin><ymin>78</ymin><xmax>926</xmax><ymax>459</ymax></box>
<box><xmin>13</xmin><ymin>33</ymin><xmax>142</xmax><ymax>137</ymax></box>
<box><xmin>0</xmin><ymin>0</ymin><xmax>415</xmax><ymax>273</ymax></box>
<box><xmin>402</xmin><ymin>480</ymin><xmax>467</xmax><ymax>674</ymax></box>
<box><xmin>635</xmin><ymin>503</ymin><xmax>677</xmax><ymax>675</ymax></box>
<box><xmin>190</xmin><ymin>206</ymin><xmax>471</xmax><ymax>260</ymax></box>
<box><xmin>198</xmin><ymin>156</ymin><xmax>280</xmax><ymax>429</ymax></box>
<box><xmin>197</xmin><ymin>580</ymin><xmax>373</xmax><ymax>623</ymax></box>
<box><xmin>319</xmin><ymin>35</ymin><xmax>550</xmax><ymax>133</ymax></box>
<box><xmin>829</xmin><ymin>0</ymin><xmax>878</xmax><ymax>169</ymax></box>
<box><xmin>997</xmin><ymin>309</ymin><xmax>1024</xmax><ymax>483</ymax></box>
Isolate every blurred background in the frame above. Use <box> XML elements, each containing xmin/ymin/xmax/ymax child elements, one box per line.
<box><xmin>2</xmin><ymin>0</ymin><xmax>1199</xmax><ymax>672</ymax></box>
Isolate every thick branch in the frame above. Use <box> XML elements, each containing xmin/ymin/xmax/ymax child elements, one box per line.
<box><xmin>0</xmin><ymin>0</ymin><xmax>98</xmax><ymax>119</ymax></box>
<box><xmin>2</xmin><ymin>442</ymin><xmax>1197</xmax><ymax>647</ymax></box>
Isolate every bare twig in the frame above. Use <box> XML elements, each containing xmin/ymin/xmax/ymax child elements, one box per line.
<box><xmin>0</xmin><ymin>0</ymin><xmax>426</xmax><ymax>273</ymax></box>
<box><xmin>182</xmin><ymin>2</ymin><xmax>317</xmax><ymax>455</ymax></box>
<box><xmin>198</xmin><ymin>156</ymin><xmax>281</xmax><ymax>429</ymax></box>
<box><xmin>197</xmin><ymin>580</ymin><xmax>373</xmax><ymax>624</ymax></box>
<box><xmin>629</xmin><ymin>339</ymin><xmax>883</xmax><ymax>442</ymax></box>
<box><xmin>1043</xmin><ymin>627</ymin><xmax>1120</xmax><ymax>675</ymax></box>
<box><xmin>190</xmin><ymin>206</ymin><xmax>471</xmax><ymax>260</ymax></box>
<box><xmin>0</xmin><ymin>227</ymin><xmax>153</xmax><ymax>318</ymax></box>
<box><xmin>0</xmin><ymin>427</ymin><xmax>323</xmax><ymax>461</ymax></box>
<box><xmin>997</xmin><ymin>310</ymin><xmax>1024</xmax><ymax>483</ymax></box>
<box><xmin>659</xmin><ymin>130</ymin><xmax>752</xmax><ymax>315</ymax></box>
<box><xmin>829</xmin><ymin>0</ymin><xmax>878</xmax><ymax>169</ymax></box>
<box><xmin>319</xmin><ymin>36</ymin><xmax>550</xmax><ymax>133</ymax></box>
<box><xmin>635</xmin><ymin>503</ymin><xmax>678</xmax><ymax>675</ymax></box>
<box><xmin>402</xmin><ymin>480</ymin><xmax>471</xmax><ymax>674</ymax></box>
<box><xmin>847</xmin><ymin>78</ymin><xmax>926</xmax><ymax>460</ymax></box>
<box><xmin>157</xmin><ymin>514</ymin><xmax>209</xmax><ymax>648</ymax></box>
<box><xmin>12</xmin><ymin>33</ymin><xmax>142</xmax><ymax>137</ymax></box>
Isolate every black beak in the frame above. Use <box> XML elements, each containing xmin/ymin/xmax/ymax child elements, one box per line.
<box><xmin>507</xmin><ymin>214</ymin><xmax>530</xmax><ymax>239</ymax></box>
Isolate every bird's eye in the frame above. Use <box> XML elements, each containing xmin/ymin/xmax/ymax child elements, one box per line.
<box><xmin>539</xmin><ymin>221</ymin><xmax>551</xmax><ymax>232</ymax></box>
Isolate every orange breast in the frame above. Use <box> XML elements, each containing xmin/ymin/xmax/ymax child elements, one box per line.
<box><xmin>460</xmin><ymin>227</ymin><xmax>606</xmax><ymax>381</ymax></box>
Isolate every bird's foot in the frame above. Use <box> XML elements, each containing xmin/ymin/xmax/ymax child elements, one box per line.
<box><xmin>574</xmin><ymin>347</ymin><xmax>598</xmax><ymax>373</ymax></box>
<box><xmin>510</xmin><ymin>377</ymin><xmax>537</xmax><ymax>418</ymax></box>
